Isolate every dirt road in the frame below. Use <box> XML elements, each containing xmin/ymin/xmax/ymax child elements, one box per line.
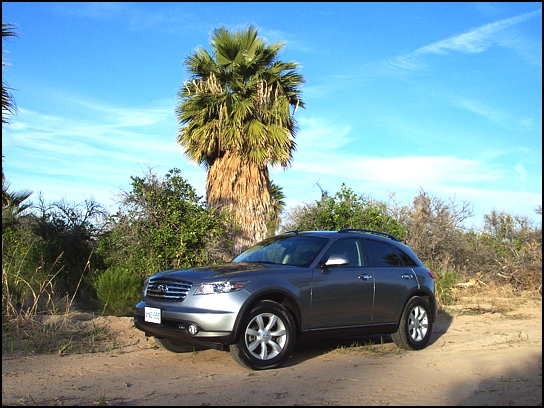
<box><xmin>2</xmin><ymin>300</ymin><xmax>542</xmax><ymax>406</ymax></box>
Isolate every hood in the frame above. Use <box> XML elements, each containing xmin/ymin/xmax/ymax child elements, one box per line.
<box><xmin>152</xmin><ymin>262</ymin><xmax>274</xmax><ymax>281</ymax></box>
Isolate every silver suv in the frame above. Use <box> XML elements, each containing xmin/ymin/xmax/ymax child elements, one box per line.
<box><xmin>134</xmin><ymin>229</ymin><xmax>437</xmax><ymax>370</ymax></box>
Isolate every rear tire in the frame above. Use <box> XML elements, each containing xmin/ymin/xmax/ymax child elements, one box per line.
<box><xmin>229</xmin><ymin>300</ymin><xmax>296</xmax><ymax>370</ymax></box>
<box><xmin>392</xmin><ymin>296</ymin><xmax>433</xmax><ymax>350</ymax></box>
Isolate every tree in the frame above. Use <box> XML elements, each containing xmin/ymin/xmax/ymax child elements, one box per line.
<box><xmin>267</xmin><ymin>181</ymin><xmax>286</xmax><ymax>236</ymax></box>
<box><xmin>2</xmin><ymin>22</ymin><xmax>18</xmax><ymax>125</ymax></box>
<box><xmin>2</xmin><ymin>21</ymin><xmax>28</xmax><ymax>221</ymax></box>
<box><xmin>176</xmin><ymin>25</ymin><xmax>305</xmax><ymax>254</ymax></box>
<box><xmin>2</xmin><ymin>175</ymin><xmax>32</xmax><ymax>230</ymax></box>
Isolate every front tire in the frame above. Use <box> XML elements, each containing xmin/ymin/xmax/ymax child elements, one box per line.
<box><xmin>392</xmin><ymin>296</ymin><xmax>433</xmax><ymax>350</ymax></box>
<box><xmin>229</xmin><ymin>300</ymin><xmax>296</xmax><ymax>370</ymax></box>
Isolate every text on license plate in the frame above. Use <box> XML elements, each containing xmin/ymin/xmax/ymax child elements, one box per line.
<box><xmin>144</xmin><ymin>307</ymin><xmax>161</xmax><ymax>324</ymax></box>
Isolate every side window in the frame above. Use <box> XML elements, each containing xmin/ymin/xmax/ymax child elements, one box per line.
<box><xmin>364</xmin><ymin>239</ymin><xmax>401</xmax><ymax>267</ymax></box>
<box><xmin>323</xmin><ymin>239</ymin><xmax>363</xmax><ymax>267</ymax></box>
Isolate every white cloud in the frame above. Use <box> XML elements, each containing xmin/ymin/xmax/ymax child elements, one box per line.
<box><xmin>294</xmin><ymin>117</ymin><xmax>352</xmax><ymax>150</ymax></box>
<box><xmin>287</xmin><ymin>153</ymin><xmax>501</xmax><ymax>188</ymax></box>
<box><xmin>385</xmin><ymin>8</ymin><xmax>542</xmax><ymax>74</ymax></box>
<box><xmin>453</xmin><ymin>98</ymin><xmax>507</xmax><ymax>126</ymax></box>
<box><xmin>418</xmin><ymin>9</ymin><xmax>541</xmax><ymax>55</ymax></box>
<box><xmin>2</xmin><ymin>97</ymin><xmax>196</xmax><ymax>211</ymax></box>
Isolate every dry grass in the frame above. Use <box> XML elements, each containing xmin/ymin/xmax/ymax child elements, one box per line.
<box><xmin>2</xmin><ymin>265</ymin><xmax>118</xmax><ymax>355</ymax></box>
<box><xmin>2</xmin><ymin>311</ymin><xmax>118</xmax><ymax>355</ymax></box>
<box><xmin>439</xmin><ymin>274</ymin><xmax>541</xmax><ymax>310</ymax></box>
<box><xmin>328</xmin><ymin>337</ymin><xmax>402</xmax><ymax>358</ymax></box>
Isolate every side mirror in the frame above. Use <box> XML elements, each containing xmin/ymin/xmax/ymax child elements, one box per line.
<box><xmin>323</xmin><ymin>255</ymin><xmax>349</xmax><ymax>267</ymax></box>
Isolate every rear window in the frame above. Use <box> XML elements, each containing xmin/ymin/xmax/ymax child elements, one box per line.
<box><xmin>364</xmin><ymin>239</ymin><xmax>401</xmax><ymax>267</ymax></box>
<box><xmin>397</xmin><ymin>249</ymin><xmax>418</xmax><ymax>266</ymax></box>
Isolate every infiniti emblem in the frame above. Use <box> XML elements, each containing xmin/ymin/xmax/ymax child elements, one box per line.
<box><xmin>157</xmin><ymin>284</ymin><xmax>168</xmax><ymax>294</ymax></box>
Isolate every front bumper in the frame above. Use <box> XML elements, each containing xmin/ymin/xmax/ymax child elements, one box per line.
<box><xmin>134</xmin><ymin>301</ymin><xmax>237</xmax><ymax>346</ymax></box>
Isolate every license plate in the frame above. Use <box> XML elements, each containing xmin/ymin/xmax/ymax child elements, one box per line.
<box><xmin>144</xmin><ymin>307</ymin><xmax>161</xmax><ymax>324</ymax></box>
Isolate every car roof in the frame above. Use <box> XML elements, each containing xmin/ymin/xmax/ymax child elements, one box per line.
<box><xmin>281</xmin><ymin>229</ymin><xmax>401</xmax><ymax>242</ymax></box>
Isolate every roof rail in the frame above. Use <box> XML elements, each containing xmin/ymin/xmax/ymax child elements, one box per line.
<box><xmin>338</xmin><ymin>228</ymin><xmax>400</xmax><ymax>242</ymax></box>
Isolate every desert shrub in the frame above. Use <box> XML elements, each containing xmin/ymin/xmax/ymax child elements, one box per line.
<box><xmin>391</xmin><ymin>190</ymin><xmax>542</xmax><ymax>298</ymax></box>
<box><xmin>391</xmin><ymin>190</ymin><xmax>473</xmax><ymax>270</ymax></box>
<box><xmin>433</xmin><ymin>270</ymin><xmax>460</xmax><ymax>306</ymax></box>
<box><xmin>2</xmin><ymin>218</ymin><xmax>78</xmax><ymax>318</ymax></box>
<box><xmin>94</xmin><ymin>266</ymin><xmax>143</xmax><ymax>317</ymax></box>
<box><xmin>29</xmin><ymin>197</ymin><xmax>108</xmax><ymax>297</ymax></box>
<box><xmin>2</xmin><ymin>196</ymin><xmax>107</xmax><ymax>315</ymax></box>
<box><xmin>95</xmin><ymin>168</ymin><xmax>234</xmax><ymax>285</ymax></box>
<box><xmin>458</xmin><ymin>211</ymin><xmax>542</xmax><ymax>296</ymax></box>
<box><xmin>281</xmin><ymin>183</ymin><xmax>406</xmax><ymax>238</ymax></box>
<box><xmin>97</xmin><ymin>168</ymin><xmax>232</xmax><ymax>269</ymax></box>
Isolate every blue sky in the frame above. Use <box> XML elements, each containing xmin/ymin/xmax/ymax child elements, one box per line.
<box><xmin>2</xmin><ymin>2</ymin><xmax>542</xmax><ymax>229</ymax></box>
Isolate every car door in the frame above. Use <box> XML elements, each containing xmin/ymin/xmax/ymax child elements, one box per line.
<box><xmin>310</xmin><ymin>238</ymin><xmax>374</xmax><ymax>329</ymax></box>
<box><xmin>362</xmin><ymin>238</ymin><xmax>419</xmax><ymax>323</ymax></box>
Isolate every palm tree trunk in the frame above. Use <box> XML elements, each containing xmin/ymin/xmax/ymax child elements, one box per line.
<box><xmin>206</xmin><ymin>151</ymin><xmax>271</xmax><ymax>256</ymax></box>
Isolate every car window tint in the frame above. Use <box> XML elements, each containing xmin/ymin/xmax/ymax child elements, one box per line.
<box><xmin>364</xmin><ymin>239</ymin><xmax>401</xmax><ymax>267</ymax></box>
<box><xmin>397</xmin><ymin>249</ymin><xmax>418</xmax><ymax>266</ymax></box>
<box><xmin>323</xmin><ymin>239</ymin><xmax>362</xmax><ymax>267</ymax></box>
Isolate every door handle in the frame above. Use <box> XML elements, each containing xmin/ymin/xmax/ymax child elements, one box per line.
<box><xmin>401</xmin><ymin>274</ymin><xmax>414</xmax><ymax>280</ymax></box>
<box><xmin>359</xmin><ymin>274</ymin><xmax>372</xmax><ymax>281</ymax></box>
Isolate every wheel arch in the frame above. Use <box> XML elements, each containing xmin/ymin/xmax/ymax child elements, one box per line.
<box><xmin>400</xmin><ymin>289</ymin><xmax>437</xmax><ymax>324</ymax></box>
<box><xmin>231</xmin><ymin>289</ymin><xmax>302</xmax><ymax>343</ymax></box>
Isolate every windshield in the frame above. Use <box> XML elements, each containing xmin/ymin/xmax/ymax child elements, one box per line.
<box><xmin>232</xmin><ymin>235</ymin><xmax>328</xmax><ymax>267</ymax></box>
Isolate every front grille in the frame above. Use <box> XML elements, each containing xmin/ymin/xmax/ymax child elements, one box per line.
<box><xmin>146</xmin><ymin>277</ymin><xmax>192</xmax><ymax>302</ymax></box>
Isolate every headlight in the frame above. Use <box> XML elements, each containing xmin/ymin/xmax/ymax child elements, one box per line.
<box><xmin>194</xmin><ymin>281</ymin><xmax>249</xmax><ymax>295</ymax></box>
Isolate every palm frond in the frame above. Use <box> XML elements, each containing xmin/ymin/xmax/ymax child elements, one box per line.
<box><xmin>2</xmin><ymin>22</ymin><xmax>19</xmax><ymax>124</ymax></box>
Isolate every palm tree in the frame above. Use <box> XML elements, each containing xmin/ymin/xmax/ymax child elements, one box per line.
<box><xmin>267</xmin><ymin>182</ymin><xmax>286</xmax><ymax>236</ymax></box>
<box><xmin>2</xmin><ymin>22</ymin><xmax>18</xmax><ymax>125</ymax></box>
<box><xmin>2</xmin><ymin>174</ymin><xmax>32</xmax><ymax>230</ymax></box>
<box><xmin>2</xmin><ymin>177</ymin><xmax>32</xmax><ymax>212</ymax></box>
<box><xmin>2</xmin><ymin>21</ymin><xmax>28</xmax><ymax>223</ymax></box>
<box><xmin>176</xmin><ymin>26</ymin><xmax>305</xmax><ymax>254</ymax></box>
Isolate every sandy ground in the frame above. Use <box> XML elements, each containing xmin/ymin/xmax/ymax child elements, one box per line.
<box><xmin>2</xmin><ymin>299</ymin><xmax>542</xmax><ymax>406</ymax></box>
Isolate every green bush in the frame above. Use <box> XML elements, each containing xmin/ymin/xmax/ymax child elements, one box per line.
<box><xmin>282</xmin><ymin>183</ymin><xmax>406</xmax><ymax>238</ymax></box>
<box><xmin>2</xmin><ymin>197</ymin><xmax>107</xmax><ymax>315</ymax></box>
<box><xmin>94</xmin><ymin>266</ymin><xmax>143</xmax><ymax>317</ymax></box>
<box><xmin>434</xmin><ymin>270</ymin><xmax>459</xmax><ymax>306</ymax></box>
<box><xmin>96</xmin><ymin>168</ymin><xmax>233</xmax><ymax>281</ymax></box>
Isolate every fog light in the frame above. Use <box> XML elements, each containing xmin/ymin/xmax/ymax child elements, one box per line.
<box><xmin>187</xmin><ymin>324</ymin><xmax>199</xmax><ymax>336</ymax></box>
